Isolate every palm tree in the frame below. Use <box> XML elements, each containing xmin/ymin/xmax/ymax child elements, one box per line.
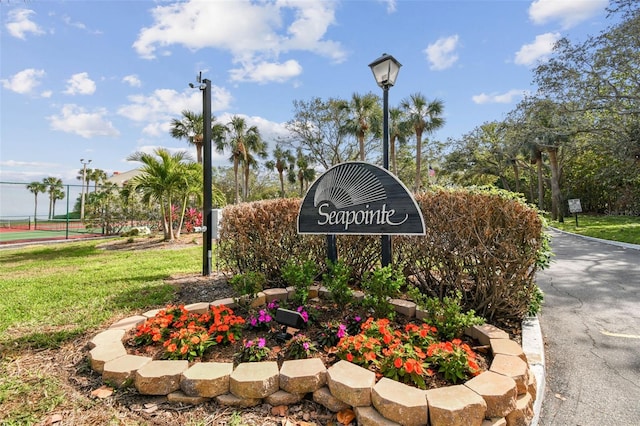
<box><xmin>215</xmin><ymin>115</ymin><xmax>263</xmax><ymax>204</ymax></box>
<box><xmin>76</xmin><ymin>167</ymin><xmax>92</xmax><ymax>197</ymax></box>
<box><xmin>26</xmin><ymin>181</ymin><xmax>47</xmax><ymax>224</ymax></box>
<box><xmin>266</xmin><ymin>144</ymin><xmax>295</xmax><ymax>197</ymax></box>
<box><xmin>175</xmin><ymin>162</ymin><xmax>203</xmax><ymax>238</ymax></box>
<box><xmin>288</xmin><ymin>148</ymin><xmax>316</xmax><ymax>197</ymax></box>
<box><xmin>400</xmin><ymin>93</ymin><xmax>445</xmax><ymax>191</ymax></box>
<box><xmin>127</xmin><ymin>148</ymin><xmax>194</xmax><ymax>240</ymax></box>
<box><xmin>170</xmin><ymin>110</ymin><xmax>206</xmax><ymax>164</ymax></box>
<box><xmin>42</xmin><ymin>177</ymin><xmax>63</xmax><ymax>219</ymax></box>
<box><xmin>388</xmin><ymin>107</ymin><xmax>411</xmax><ymax>176</ymax></box>
<box><xmin>343</xmin><ymin>92</ymin><xmax>381</xmax><ymax>161</ymax></box>
<box><xmin>90</xmin><ymin>169</ymin><xmax>108</xmax><ymax>192</ymax></box>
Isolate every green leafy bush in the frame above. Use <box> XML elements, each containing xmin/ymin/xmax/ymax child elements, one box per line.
<box><xmin>527</xmin><ymin>285</ymin><xmax>544</xmax><ymax>316</ymax></box>
<box><xmin>228</xmin><ymin>271</ymin><xmax>265</xmax><ymax>297</ymax></box>
<box><xmin>281</xmin><ymin>259</ymin><xmax>318</xmax><ymax>306</ymax></box>
<box><xmin>322</xmin><ymin>259</ymin><xmax>354</xmax><ymax>306</ymax></box>
<box><xmin>360</xmin><ymin>266</ymin><xmax>404</xmax><ymax>319</ymax></box>
<box><xmin>408</xmin><ymin>289</ymin><xmax>484</xmax><ymax>341</ymax></box>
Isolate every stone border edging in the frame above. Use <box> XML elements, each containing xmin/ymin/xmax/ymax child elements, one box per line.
<box><xmin>88</xmin><ymin>287</ymin><xmax>538</xmax><ymax>425</ymax></box>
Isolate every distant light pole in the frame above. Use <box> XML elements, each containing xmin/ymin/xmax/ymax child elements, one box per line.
<box><xmin>369</xmin><ymin>53</ymin><xmax>402</xmax><ymax>267</ymax></box>
<box><xmin>190</xmin><ymin>73</ymin><xmax>213</xmax><ymax>276</ymax></box>
<box><xmin>80</xmin><ymin>158</ymin><xmax>92</xmax><ymax>220</ymax></box>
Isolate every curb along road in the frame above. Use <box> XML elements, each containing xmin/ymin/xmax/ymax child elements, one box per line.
<box><xmin>522</xmin><ymin>316</ymin><xmax>545</xmax><ymax>426</ymax></box>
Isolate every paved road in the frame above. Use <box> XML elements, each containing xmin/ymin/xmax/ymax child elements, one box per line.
<box><xmin>536</xmin><ymin>229</ymin><xmax>640</xmax><ymax>425</ymax></box>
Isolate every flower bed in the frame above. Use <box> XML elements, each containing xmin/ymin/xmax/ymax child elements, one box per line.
<box><xmin>88</xmin><ymin>288</ymin><xmax>537</xmax><ymax>425</ymax></box>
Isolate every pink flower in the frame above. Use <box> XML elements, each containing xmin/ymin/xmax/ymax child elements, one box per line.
<box><xmin>337</xmin><ymin>324</ymin><xmax>347</xmax><ymax>338</ymax></box>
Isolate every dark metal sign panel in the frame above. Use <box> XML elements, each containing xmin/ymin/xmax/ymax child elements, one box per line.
<box><xmin>297</xmin><ymin>162</ymin><xmax>425</xmax><ymax>235</ymax></box>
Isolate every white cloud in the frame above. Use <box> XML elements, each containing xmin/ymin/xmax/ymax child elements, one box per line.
<box><xmin>529</xmin><ymin>0</ymin><xmax>608</xmax><ymax>29</ymax></box>
<box><xmin>1</xmin><ymin>68</ymin><xmax>46</xmax><ymax>94</ymax></box>
<box><xmin>425</xmin><ymin>35</ymin><xmax>460</xmax><ymax>71</ymax></box>
<box><xmin>229</xmin><ymin>59</ymin><xmax>303</xmax><ymax>84</ymax></box>
<box><xmin>132</xmin><ymin>0</ymin><xmax>345</xmax><ymax>83</ymax></box>
<box><xmin>123</xmin><ymin>75</ymin><xmax>142</xmax><ymax>87</ymax></box>
<box><xmin>61</xmin><ymin>14</ymin><xmax>98</xmax><ymax>34</ymax></box>
<box><xmin>383</xmin><ymin>0</ymin><xmax>397</xmax><ymax>14</ymax></box>
<box><xmin>48</xmin><ymin>104</ymin><xmax>120</xmax><ymax>138</ymax></box>
<box><xmin>63</xmin><ymin>72</ymin><xmax>96</xmax><ymax>95</ymax></box>
<box><xmin>5</xmin><ymin>8</ymin><xmax>45</xmax><ymax>39</ymax></box>
<box><xmin>514</xmin><ymin>32</ymin><xmax>560</xmax><ymax>66</ymax></box>
<box><xmin>472</xmin><ymin>89</ymin><xmax>529</xmax><ymax>104</ymax></box>
<box><xmin>117</xmin><ymin>86</ymin><xmax>233</xmax><ymax>136</ymax></box>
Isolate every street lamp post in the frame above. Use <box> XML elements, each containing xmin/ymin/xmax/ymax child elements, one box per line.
<box><xmin>191</xmin><ymin>74</ymin><xmax>213</xmax><ymax>276</ymax></box>
<box><xmin>369</xmin><ymin>53</ymin><xmax>402</xmax><ymax>267</ymax></box>
<box><xmin>80</xmin><ymin>158</ymin><xmax>92</xmax><ymax>220</ymax></box>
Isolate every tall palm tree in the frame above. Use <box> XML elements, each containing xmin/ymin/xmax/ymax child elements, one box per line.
<box><xmin>343</xmin><ymin>92</ymin><xmax>381</xmax><ymax>161</ymax></box>
<box><xmin>26</xmin><ymin>181</ymin><xmax>47</xmax><ymax>223</ymax></box>
<box><xmin>170</xmin><ymin>110</ymin><xmax>207</xmax><ymax>164</ymax></box>
<box><xmin>51</xmin><ymin>187</ymin><xmax>65</xmax><ymax>218</ymax></box>
<box><xmin>266</xmin><ymin>144</ymin><xmax>295</xmax><ymax>197</ymax></box>
<box><xmin>42</xmin><ymin>177</ymin><xmax>63</xmax><ymax>219</ymax></box>
<box><xmin>215</xmin><ymin>115</ymin><xmax>264</xmax><ymax>204</ymax></box>
<box><xmin>90</xmin><ymin>169</ymin><xmax>108</xmax><ymax>192</ymax></box>
<box><xmin>400</xmin><ymin>93</ymin><xmax>445</xmax><ymax>191</ymax></box>
<box><xmin>388</xmin><ymin>107</ymin><xmax>411</xmax><ymax>176</ymax></box>
<box><xmin>288</xmin><ymin>148</ymin><xmax>316</xmax><ymax>197</ymax></box>
<box><xmin>127</xmin><ymin>148</ymin><xmax>194</xmax><ymax>240</ymax></box>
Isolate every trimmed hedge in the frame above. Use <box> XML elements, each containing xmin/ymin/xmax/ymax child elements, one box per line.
<box><xmin>218</xmin><ymin>188</ymin><xmax>549</xmax><ymax>323</ymax></box>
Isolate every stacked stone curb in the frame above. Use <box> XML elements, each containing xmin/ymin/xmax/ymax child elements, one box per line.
<box><xmin>89</xmin><ymin>292</ymin><xmax>541</xmax><ymax>425</ymax></box>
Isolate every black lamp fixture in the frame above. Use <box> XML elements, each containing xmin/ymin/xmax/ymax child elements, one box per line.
<box><xmin>369</xmin><ymin>53</ymin><xmax>401</xmax><ymax>267</ymax></box>
<box><xmin>274</xmin><ymin>308</ymin><xmax>306</xmax><ymax>342</ymax></box>
<box><xmin>368</xmin><ymin>53</ymin><xmax>402</xmax><ymax>89</ymax></box>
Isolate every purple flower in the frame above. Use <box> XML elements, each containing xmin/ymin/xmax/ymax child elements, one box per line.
<box><xmin>354</xmin><ymin>316</ymin><xmax>361</xmax><ymax>322</ymax></box>
<box><xmin>267</xmin><ymin>301</ymin><xmax>279</xmax><ymax>310</ymax></box>
<box><xmin>257</xmin><ymin>338</ymin><xmax>266</xmax><ymax>348</ymax></box>
<box><xmin>258</xmin><ymin>310</ymin><xmax>272</xmax><ymax>323</ymax></box>
<box><xmin>337</xmin><ymin>324</ymin><xmax>347</xmax><ymax>338</ymax></box>
<box><xmin>296</xmin><ymin>307</ymin><xmax>309</xmax><ymax>323</ymax></box>
<box><xmin>250</xmin><ymin>317</ymin><xmax>258</xmax><ymax>327</ymax></box>
<box><xmin>303</xmin><ymin>342</ymin><xmax>310</xmax><ymax>350</ymax></box>
<box><xmin>245</xmin><ymin>340</ymin><xmax>253</xmax><ymax>348</ymax></box>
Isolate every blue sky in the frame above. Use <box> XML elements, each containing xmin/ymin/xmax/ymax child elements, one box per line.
<box><xmin>1</xmin><ymin>0</ymin><xmax>614</xmax><ymax>193</ymax></box>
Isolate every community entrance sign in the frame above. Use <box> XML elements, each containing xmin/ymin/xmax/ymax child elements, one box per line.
<box><xmin>298</xmin><ymin>162</ymin><xmax>425</xmax><ymax>235</ymax></box>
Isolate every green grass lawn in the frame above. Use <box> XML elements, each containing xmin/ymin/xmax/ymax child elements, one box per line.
<box><xmin>547</xmin><ymin>214</ymin><xmax>640</xmax><ymax>245</ymax></box>
<box><xmin>0</xmin><ymin>238</ymin><xmax>200</xmax><ymax>350</ymax></box>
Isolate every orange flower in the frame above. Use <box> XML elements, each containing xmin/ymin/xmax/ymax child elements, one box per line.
<box><xmin>190</xmin><ymin>336</ymin><xmax>200</xmax><ymax>344</ymax></box>
<box><xmin>166</xmin><ymin>343</ymin><xmax>177</xmax><ymax>353</ymax></box>
<box><xmin>394</xmin><ymin>358</ymin><xmax>403</xmax><ymax>369</ymax></box>
<box><xmin>180</xmin><ymin>345</ymin><xmax>189</xmax><ymax>354</ymax></box>
<box><xmin>404</xmin><ymin>359</ymin><xmax>415</xmax><ymax>374</ymax></box>
<box><xmin>364</xmin><ymin>351</ymin><xmax>377</xmax><ymax>362</ymax></box>
<box><xmin>346</xmin><ymin>353</ymin><xmax>354</xmax><ymax>362</ymax></box>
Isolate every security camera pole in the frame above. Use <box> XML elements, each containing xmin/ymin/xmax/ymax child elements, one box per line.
<box><xmin>193</xmin><ymin>72</ymin><xmax>213</xmax><ymax>276</ymax></box>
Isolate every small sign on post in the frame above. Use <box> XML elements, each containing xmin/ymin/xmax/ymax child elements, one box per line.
<box><xmin>568</xmin><ymin>199</ymin><xmax>582</xmax><ymax>227</ymax></box>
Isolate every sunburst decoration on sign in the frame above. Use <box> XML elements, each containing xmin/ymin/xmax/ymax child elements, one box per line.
<box><xmin>313</xmin><ymin>162</ymin><xmax>386</xmax><ymax>208</ymax></box>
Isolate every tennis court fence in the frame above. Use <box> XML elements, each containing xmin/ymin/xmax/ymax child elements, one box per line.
<box><xmin>0</xmin><ymin>217</ymin><xmax>93</xmax><ymax>232</ymax></box>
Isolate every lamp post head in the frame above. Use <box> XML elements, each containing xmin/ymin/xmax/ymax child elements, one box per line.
<box><xmin>368</xmin><ymin>53</ymin><xmax>402</xmax><ymax>88</ymax></box>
